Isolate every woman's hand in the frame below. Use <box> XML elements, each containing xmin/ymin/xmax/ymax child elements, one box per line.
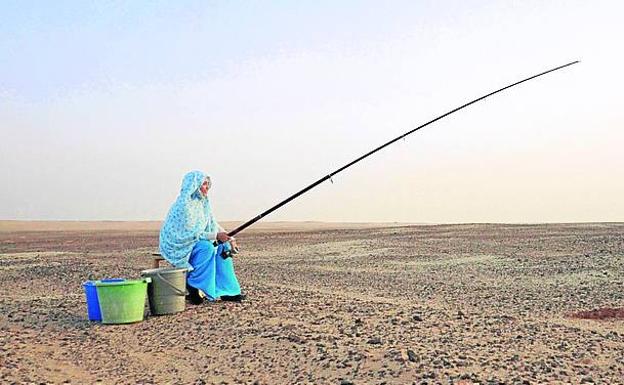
<box><xmin>217</xmin><ymin>232</ymin><xmax>231</xmax><ymax>242</ymax></box>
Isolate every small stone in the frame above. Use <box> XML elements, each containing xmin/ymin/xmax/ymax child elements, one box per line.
<box><xmin>406</xmin><ymin>349</ymin><xmax>418</xmax><ymax>362</ymax></box>
<box><xmin>412</xmin><ymin>314</ymin><xmax>423</xmax><ymax>322</ymax></box>
<box><xmin>423</xmin><ymin>371</ymin><xmax>436</xmax><ymax>379</ymax></box>
<box><xmin>340</xmin><ymin>380</ymin><xmax>354</xmax><ymax>385</ymax></box>
<box><xmin>367</xmin><ymin>337</ymin><xmax>382</xmax><ymax>345</ymax></box>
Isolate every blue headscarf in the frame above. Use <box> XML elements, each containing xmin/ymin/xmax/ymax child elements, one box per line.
<box><xmin>159</xmin><ymin>170</ymin><xmax>219</xmax><ymax>271</ymax></box>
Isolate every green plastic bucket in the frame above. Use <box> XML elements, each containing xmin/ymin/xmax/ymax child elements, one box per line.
<box><xmin>141</xmin><ymin>267</ymin><xmax>187</xmax><ymax>315</ymax></box>
<box><xmin>95</xmin><ymin>278</ymin><xmax>151</xmax><ymax>324</ymax></box>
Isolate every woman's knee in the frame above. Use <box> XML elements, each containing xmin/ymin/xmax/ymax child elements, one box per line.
<box><xmin>191</xmin><ymin>240</ymin><xmax>216</xmax><ymax>261</ymax></box>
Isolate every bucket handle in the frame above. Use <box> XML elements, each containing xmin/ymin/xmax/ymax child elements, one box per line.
<box><xmin>155</xmin><ymin>272</ymin><xmax>187</xmax><ymax>297</ymax></box>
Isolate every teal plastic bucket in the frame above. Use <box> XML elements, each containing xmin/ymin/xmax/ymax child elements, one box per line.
<box><xmin>95</xmin><ymin>278</ymin><xmax>151</xmax><ymax>324</ymax></box>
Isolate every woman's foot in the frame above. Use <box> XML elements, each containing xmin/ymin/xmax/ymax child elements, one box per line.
<box><xmin>220</xmin><ymin>294</ymin><xmax>246</xmax><ymax>302</ymax></box>
<box><xmin>186</xmin><ymin>284</ymin><xmax>204</xmax><ymax>305</ymax></box>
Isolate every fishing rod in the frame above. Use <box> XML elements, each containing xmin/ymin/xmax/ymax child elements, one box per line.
<box><xmin>228</xmin><ymin>60</ymin><xmax>579</xmax><ymax>238</ymax></box>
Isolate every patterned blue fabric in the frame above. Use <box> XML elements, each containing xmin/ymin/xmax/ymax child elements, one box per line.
<box><xmin>187</xmin><ymin>240</ymin><xmax>241</xmax><ymax>300</ymax></box>
<box><xmin>159</xmin><ymin>170</ymin><xmax>220</xmax><ymax>271</ymax></box>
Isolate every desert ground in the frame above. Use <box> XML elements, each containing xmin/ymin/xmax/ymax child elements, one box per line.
<box><xmin>0</xmin><ymin>222</ymin><xmax>623</xmax><ymax>385</ymax></box>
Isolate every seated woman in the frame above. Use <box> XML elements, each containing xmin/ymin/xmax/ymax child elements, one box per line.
<box><xmin>159</xmin><ymin>170</ymin><xmax>244</xmax><ymax>304</ymax></box>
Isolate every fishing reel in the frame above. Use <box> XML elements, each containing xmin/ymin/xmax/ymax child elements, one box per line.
<box><xmin>213</xmin><ymin>240</ymin><xmax>240</xmax><ymax>259</ymax></box>
<box><xmin>220</xmin><ymin>246</ymin><xmax>239</xmax><ymax>259</ymax></box>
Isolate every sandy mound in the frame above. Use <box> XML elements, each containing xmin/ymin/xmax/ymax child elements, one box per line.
<box><xmin>570</xmin><ymin>307</ymin><xmax>624</xmax><ymax>320</ymax></box>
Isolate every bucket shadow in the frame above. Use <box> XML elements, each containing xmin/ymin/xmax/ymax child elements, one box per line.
<box><xmin>1</xmin><ymin>296</ymin><xmax>107</xmax><ymax>331</ymax></box>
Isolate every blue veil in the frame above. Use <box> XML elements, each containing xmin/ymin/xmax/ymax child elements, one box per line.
<box><xmin>159</xmin><ymin>170</ymin><xmax>219</xmax><ymax>271</ymax></box>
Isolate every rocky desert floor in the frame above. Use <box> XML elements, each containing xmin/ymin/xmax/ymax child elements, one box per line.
<box><xmin>0</xmin><ymin>222</ymin><xmax>623</xmax><ymax>385</ymax></box>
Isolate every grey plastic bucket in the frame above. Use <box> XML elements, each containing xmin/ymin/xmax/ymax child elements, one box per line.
<box><xmin>140</xmin><ymin>267</ymin><xmax>187</xmax><ymax>315</ymax></box>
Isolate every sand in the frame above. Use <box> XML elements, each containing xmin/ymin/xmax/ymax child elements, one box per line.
<box><xmin>0</xmin><ymin>222</ymin><xmax>623</xmax><ymax>384</ymax></box>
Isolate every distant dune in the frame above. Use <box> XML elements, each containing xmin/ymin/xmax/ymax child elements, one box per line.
<box><xmin>0</xmin><ymin>220</ymin><xmax>414</xmax><ymax>233</ymax></box>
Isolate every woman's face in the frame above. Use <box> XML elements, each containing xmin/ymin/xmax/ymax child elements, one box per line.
<box><xmin>199</xmin><ymin>179</ymin><xmax>210</xmax><ymax>196</ymax></box>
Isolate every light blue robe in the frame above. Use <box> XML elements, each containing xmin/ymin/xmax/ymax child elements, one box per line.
<box><xmin>188</xmin><ymin>240</ymin><xmax>241</xmax><ymax>300</ymax></box>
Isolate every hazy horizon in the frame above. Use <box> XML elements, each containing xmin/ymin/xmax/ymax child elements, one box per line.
<box><xmin>2</xmin><ymin>1</ymin><xmax>623</xmax><ymax>223</ymax></box>
<box><xmin>1</xmin><ymin>219</ymin><xmax>620</xmax><ymax>235</ymax></box>
<box><xmin>2</xmin><ymin>219</ymin><xmax>622</xmax><ymax>224</ymax></box>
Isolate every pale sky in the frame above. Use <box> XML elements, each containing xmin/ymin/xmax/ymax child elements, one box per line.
<box><xmin>1</xmin><ymin>1</ymin><xmax>623</xmax><ymax>223</ymax></box>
